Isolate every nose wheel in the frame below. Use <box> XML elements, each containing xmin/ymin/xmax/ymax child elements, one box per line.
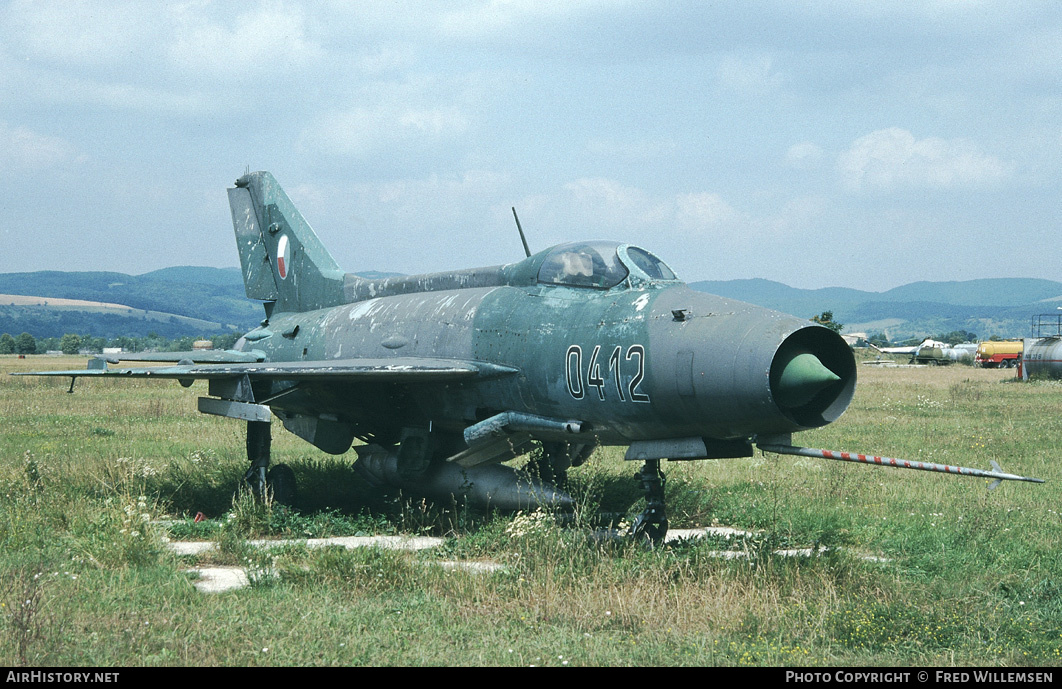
<box><xmin>629</xmin><ymin>459</ymin><xmax>668</xmax><ymax>545</ymax></box>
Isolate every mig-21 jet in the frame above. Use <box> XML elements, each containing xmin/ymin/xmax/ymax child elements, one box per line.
<box><xmin>19</xmin><ymin>171</ymin><xmax>1043</xmax><ymax>542</ymax></box>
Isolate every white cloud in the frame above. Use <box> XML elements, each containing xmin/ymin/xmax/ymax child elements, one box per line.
<box><xmin>371</xmin><ymin>170</ymin><xmax>510</xmax><ymax>206</ymax></box>
<box><xmin>291</xmin><ymin>170</ymin><xmax>511</xmax><ymax>226</ymax></box>
<box><xmin>716</xmin><ymin>55</ymin><xmax>783</xmax><ymax>94</ymax></box>
<box><xmin>38</xmin><ymin>75</ymin><xmax>214</xmax><ymax>114</ymax></box>
<box><xmin>837</xmin><ymin>128</ymin><xmax>1011</xmax><ymax>191</ymax></box>
<box><xmin>786</xmin><ymin>142</ymin><xmax>825</xmax><ymax>170</ymax></box>
<box><xmin>438</xmin><ymin>0</ymin><xmax>620</xmax><ymax>38</ymax></box>
<box><xmin>0</xmin><ymin>121</ymin><xmax>81</xmax><ymax>172</ymax></box>
<box><xmin>564</xmin><ymin>177</ymin><xmax>643</xmax><ymax>206</ymax></box>
<box><xmin>546</xmin><ymin>180</ymin><xmax>837</xmax><ymax>282</ymax></box>
<box><xmin>768</xmin><ymin>196</ymin><xmax>828</xmax><ymax>233</ymax></box>
<box><xmin>294</xmin><ymin>169</ymin><xmax>516</xmax><ymax>271</ymax></box>
<box><xmin>0</xmin><ymin>2</ymin><xmax>322</xmax><ymax>115</ymax></box>
<box><xmin>558</xmin><ymin>179</ymin><xmax>745</xmax><ymax>240</ymax></box>
<box><xmin>302</xmin><ymin>105</ymin><xmax>469</xmax><ymax>157</ymax></box>
<box><xmin>354</xmin><ymin>45</ymin><xmax>418</xmax><ymax>75</ymax></box>
<box><xmin>168</xmin><ymin>4</ymin><xmax>323</xmax><ymax>76</ymax></box>
<box><xmin>563</xmin><ymin>178</ymin><xmax>668</xmax><ymax>227</ymax></box>
<box><xmin>674</xmin><ymin>192</ymin><xmax>741</xmax><ymax>230</ymax></box>
<box><xmin>1</xmin><ymin>1</ymin><xmax>149</xmax><ymax>68</ymax></box>
<box><xmin>400</xmin><ymin>108</ymin><xmax>466</xmax><ymax>136</ymax></box>
<box><xmin>586</xmin><ymin>137</ymin><xmax>678</xmax><ymax>159</ymax></box>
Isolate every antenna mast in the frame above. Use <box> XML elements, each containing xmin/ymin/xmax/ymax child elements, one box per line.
<box><xmin>512</xmin><ymin>207</ymin><xmax>531</xmax><ymax>258</ymax></box>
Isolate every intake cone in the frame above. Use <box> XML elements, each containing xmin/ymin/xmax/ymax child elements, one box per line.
<box><xmin>773</xmin><ymin>351</ymin><xmax>841</xmax><ymax>409</ymax></box>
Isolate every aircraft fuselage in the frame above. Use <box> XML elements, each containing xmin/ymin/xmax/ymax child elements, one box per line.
<box><xmin>239</xmin><ymin>272</ymin><xmax>855</xmax><ymax>456</ymax></box>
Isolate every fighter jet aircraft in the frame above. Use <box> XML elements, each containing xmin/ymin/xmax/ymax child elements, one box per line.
<box><xmin>19</xmin><ymin>171</ymin><xmax>1042</xmax><ymax>542</ymax></box>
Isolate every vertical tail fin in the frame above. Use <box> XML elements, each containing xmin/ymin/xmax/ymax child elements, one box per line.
<box><xmin>227</xmin><ymin>171</ymin><xmax>346</xmax><ymax>314</ymax></box>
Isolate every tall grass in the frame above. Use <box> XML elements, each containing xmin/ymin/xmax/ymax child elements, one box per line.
<box><xmin>0</xmin><ymin>354</ymin><xmax>1059</xmax><ymax>666</ymax></box>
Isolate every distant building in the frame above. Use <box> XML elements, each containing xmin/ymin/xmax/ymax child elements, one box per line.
<box><xmin>192</xmin><ymin>340</ymin><xmax>214</xmax><ymax>350</ymax></box>
<box><xmin>102</xmin><ymin>347</ymin><xmax>123</xmax><ymax>354</ymax></box>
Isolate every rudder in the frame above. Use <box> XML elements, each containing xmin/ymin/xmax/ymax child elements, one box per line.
<box><xmin>228</xmin><ymin>171</ymin><xmax>346</xmax><ymax>314</ymax></box>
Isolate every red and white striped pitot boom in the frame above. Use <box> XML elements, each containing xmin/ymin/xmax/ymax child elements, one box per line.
<box><xmin>756</xmin><ymin>443</ymin><xmax>1044</xmax><ymax>490</ymax></box>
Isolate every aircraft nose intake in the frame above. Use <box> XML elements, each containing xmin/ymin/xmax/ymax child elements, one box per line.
<box><xmin>773</xmin><ymin>351</ymin><xmax>842</xmax><ymax>409</ymax></box>
<box><xmin>765</xmin><ymin>327</ymin><xmax>857</xmax><ymax>429</ymax></box>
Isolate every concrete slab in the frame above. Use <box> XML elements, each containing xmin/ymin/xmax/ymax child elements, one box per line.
<box><xmin>666</xmin><ymin>526</ymin><xmax>755</xmax><ymax>541</ymax></box>
<box><xmin>434</xmin><ymin>560</ymin><xmax>507</xmax><ymax>573</ymax></box>
<box><xmin>168</xmin><ymin>534</ymin><xmax>445</xmax><ymax>557</ymax></box>
<box><xmin>172</xmin><ymin>534</ymin><xmax>498</xmax><ymax>593</ymax></box>
<box><xmin>173</xmin><ymin>526</ymin><xmax>883</xmax><ymax>594</ymax></box>
<box><xmin>187</xmin><ymin>567</ymin><xmax>249</xmax><ymax>593</ymax></box>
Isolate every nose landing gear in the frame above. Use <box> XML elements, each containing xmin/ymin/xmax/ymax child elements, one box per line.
<box><xmin>629</xmin><ymin>459</ymin><xmax>668</xmax><ymax>545</ymax></box>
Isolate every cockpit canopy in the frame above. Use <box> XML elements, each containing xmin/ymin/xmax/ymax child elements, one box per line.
<box><xmin>536</xmin><ymin>241</ymin><xmax>677</xmax><ymax>289</ymax></box>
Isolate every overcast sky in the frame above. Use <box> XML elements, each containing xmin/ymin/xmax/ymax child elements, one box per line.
<box><xmin>1</xmin><ymin>1</ymin><xmax>1059</xmax><ymax>291</ymax></box>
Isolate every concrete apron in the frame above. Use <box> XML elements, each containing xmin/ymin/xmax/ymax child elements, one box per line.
<box><xmin>174</xmin><ymin>527</ymin><xmax>883</xmax><ymax>593</ymax></box>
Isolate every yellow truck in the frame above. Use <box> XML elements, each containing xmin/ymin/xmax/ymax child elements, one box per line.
<box><xmin>975</xmin><ymin>340</ymin><xmax>1023</xmax><ymax>368</ymax></box>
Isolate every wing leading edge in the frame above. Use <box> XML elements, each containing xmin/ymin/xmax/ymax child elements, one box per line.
<box><xmin>14</xmin><ymin>357</ymin><xmax>518</xmax><ymax>384</ymax></box>
<box><xmin>99</xmin><ymin>349</ymin><xmax>267</xmax><ymax>364</ymax></box>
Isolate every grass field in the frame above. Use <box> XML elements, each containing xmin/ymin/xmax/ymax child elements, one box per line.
<box><xmin>1</xmin><ymin>354</ymin><xmax>1059</xmax><ymax>666</ymax></box>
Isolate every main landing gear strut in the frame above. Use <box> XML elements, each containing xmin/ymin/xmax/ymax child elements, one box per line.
<box><xmin>629</xmin><ymin>459</ymin><xmax>668</xmax><ymax>545</ymax></box>
<box><xmin>244</xmin><ymin>420</ymin><xmax>296</xmax><ymax>505</ymax></box>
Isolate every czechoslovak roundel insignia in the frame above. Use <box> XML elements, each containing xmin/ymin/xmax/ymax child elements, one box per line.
<box><xmin>277</xmin><ymin>234</ymin><xmax>291</xmax><ymax>280</ymax></box>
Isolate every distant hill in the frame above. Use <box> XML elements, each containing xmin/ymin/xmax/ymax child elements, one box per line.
<box><xmin>688</xmin><ymin>278</ymin><xmax>870</xmax><ymax>316</ymax></box>
<box><xmin>873</xmin><ymin>278</ymin><xmax>1062</xmax><ymax>307</ymax></box>
<box><xmin>0</xmin><ymin>268</ymin><xmax>261</xmax><ymax>339</ymax></box>
<box><xmin>0</xmin><ymin>266</ymin><xmax>407</xmax><ymax>340</ymax></box>
<box><xmin>690</xmin><ymin>277</ymin><xmax>1062</xmax><ymax>341</ymax></box>
<box><xmin>0</xmin><ymin>302</ymin><xmax>245</xmax><ymax>340</ymax></box>
<box><xmin>139</xmin><ymin>266</ymin><xmax>245</xmax><ymax>287</ymax></box>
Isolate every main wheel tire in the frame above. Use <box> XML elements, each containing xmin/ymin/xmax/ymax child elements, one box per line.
<box><xmin>629</xmin><ymin>512</ymin><xmax>668</xmax><ymax>547</ymax></box>
<box><xmin>266</xmin><ymin>463</ymin><xmax>297</xmax><ymax>506</ymax></box>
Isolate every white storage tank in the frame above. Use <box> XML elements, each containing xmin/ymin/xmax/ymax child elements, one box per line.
<box><xmin>1022</xmin><ymin>336</ymin><xmax>1062</xmax><ymax>379</ymax></box>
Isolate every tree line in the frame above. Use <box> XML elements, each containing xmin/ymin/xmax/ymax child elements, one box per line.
<box><xmin>0</xmin><ymin>332</ymin><xmax>241</xmax><ymax>355</ymax></box>
<box><xmin>809</xmin><ymin>311</ymin><xmax>990</xmax><ymax>347</ymax></box>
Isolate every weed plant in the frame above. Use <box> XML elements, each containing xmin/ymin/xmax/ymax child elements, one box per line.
<box><xmin>0</xmin><ymin>355</ymin><xmax>1059</xmax><ymax>666</ymax></box>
